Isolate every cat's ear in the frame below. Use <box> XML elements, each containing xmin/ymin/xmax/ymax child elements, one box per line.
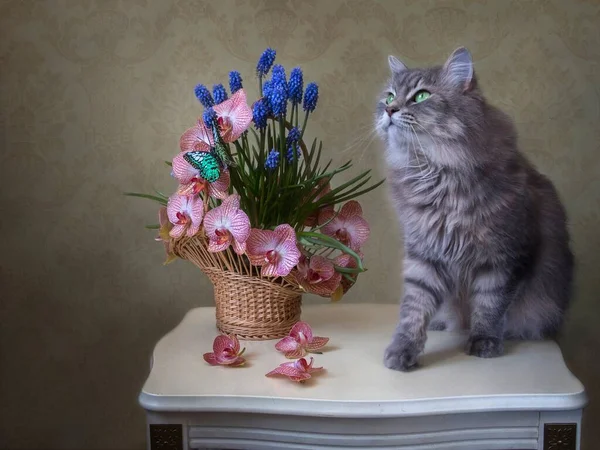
<box><xmin>388</xmin><ymin>55</ymin><xmax>407</xmax><ymax>74</ymax></box>
<box><xmin>443</xmin><ymin>47</ymin><xmax>474</xmax><ymax>91</ymax></box>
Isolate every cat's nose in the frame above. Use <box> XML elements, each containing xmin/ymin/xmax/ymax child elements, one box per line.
<box><xmin>385</xmin><ymin>106</ymin><xmax>398</xmax><ymax>117</ymax></box>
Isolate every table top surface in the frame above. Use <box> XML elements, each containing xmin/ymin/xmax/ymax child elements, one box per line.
<box><xmin>139</xmin><ymin>304</ymin><xmax>587</xmax><ymax>417</ymax></box>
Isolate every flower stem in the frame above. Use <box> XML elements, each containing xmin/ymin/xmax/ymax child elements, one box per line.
<box><xmin>300</xmin><ymin>111</ymin><xmax>310</xmax><ymax>141</ymax></box>
<box><xmin>294</xmin><ymin>103</ymin><xmax>299</xmax><ymax>129</ymax></box>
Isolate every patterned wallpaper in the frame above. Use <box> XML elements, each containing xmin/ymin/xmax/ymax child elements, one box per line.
<box><xmin>1</xmin><ymin>0</ymin><xmax>598</xmax><ymax>448</ymax></box>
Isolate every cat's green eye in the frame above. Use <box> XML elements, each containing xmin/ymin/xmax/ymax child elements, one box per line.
<box><xmin>385</xmin><ymin>93</ymin><xmax>395</xmax><ymax>105</ymax></box>
<box><xmin>413</xmin><ymin>90</ymin><xmax>431</xmax><ymax>103</ymax></box>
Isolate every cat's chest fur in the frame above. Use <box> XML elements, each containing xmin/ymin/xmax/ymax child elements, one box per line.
<box><xmin>389</xmin><ymin>167</ymin><xmax>496</xmax><ymax>263</ymax></box>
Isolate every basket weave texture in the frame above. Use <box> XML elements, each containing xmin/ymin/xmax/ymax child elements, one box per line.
<box><xmin>173</xmin><ymin>234</ymin><xmax>302</xmax><ymax>340</ymax></box>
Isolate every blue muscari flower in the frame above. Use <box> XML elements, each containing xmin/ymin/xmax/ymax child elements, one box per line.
<box><xmin>194</xmin><ymin>84</ymin><xmax>214</xmax><ymax>108</ymax></box>
<box><xmin>288</xmin><ymin>67</ymin><xmax>304</xmax><ymax>105</ymax></box>
<box><xmin>263</xmin><ymin>80</ymin><xmax>273</xmax><ymax>103</ymax></box>
<box><xmin>286</xmin><ymin>127</ymin><xmax>301</xmax><ymax>145</ymax></box>
<box><xmin>252</xmin><ymin>99</ymin><xmax>268</xmax><ymax>129</ymax></box>
<box><xmin>229</xmin><ymin>71</ymin><xmax>243</xmax><ymax>93</ymax></box>
<box><xmin>262</xmin><ymin>80</ymin><xmax>273</xmax><ymax>97</ymax></box>
<box><xmin>286</xmin><ymin>144</ymin><xmax>301</xmax><ymax>163</ymax></box>
<box><xmin>269</xmin><ymin>65</ymin><xmax>288</xmax><ymax>117</ymax></box>
<box><xmin>271</xmin><ymin>64</ymin><xmax>287</xmax><ymax>88</ymax></box>
<box><xmin>265</xmin><ymin>149</ymin><xmax>280</xmax><ymax>170</ymax></box>
<box><xmin>269</xmin><ymin>83</ymin><xmax>287</xmax><ymax>117</ymax></box>
<box><xmin>271</xmin><ymin>65</ymin><xmax>288</xmax><ymax>98</ymax></box>
<box><xmin>202</xmin><ymin>107</ymin><xmax>217</xmax><ymax>128</ymax></box>
<box><xmin>303</xmin><ymin>82</ymin><xmax>319</xmax><ymax>112</ymax></box>
<box><xmin>256</xmin><ymin>48</ymin><xmax>276</xmax><ymax>77</ymax></box>
<box><xmin>212</xmin><ymin>84</ymin><xmax>228</xmax><ymax>104</ymax></box>
<box><xmin>262</xmin><ymin>80</ymin><xmax>273</xmax><ymax>113</ymax></box>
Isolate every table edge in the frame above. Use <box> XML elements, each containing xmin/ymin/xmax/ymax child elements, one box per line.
<box><xmin>138</xmin><ymin>389</ymin><xmax>588</xmax><ymax>418</ymax></box>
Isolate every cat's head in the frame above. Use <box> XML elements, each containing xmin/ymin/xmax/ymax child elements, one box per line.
<box><xmin>375</xmin><ymin>47</ymin><xmax>486</xmax><ymax>168</ymax></box>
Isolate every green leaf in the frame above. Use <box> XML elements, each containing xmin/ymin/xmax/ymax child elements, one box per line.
<box><xmin>145</xmin><ymin>224</ymin><xmax>160</xmax><ymax>229</ymax></box>
<box><xmin>302</xmin><ymin>138</ymin><xmax>318</xmax><ymax>178</ymax></box>
<box><xmin>307</xmin><ymin>209</ymin><xmax>339</xmax><ymax>231</ymax></box>
<box><xmin>311</xmin><ymin>141</ymin><xmax>323</xmax><ymax>177</ymax></box>
<box><xmin>326</xmin><ymin>178</ymin><xmax>386</xmax><ymax>205</ymax></box>
<box><xmin>297</xmin><ymin>231</ymin><xmax>365</xmax><ymax>271</ymax></box>
<box><xmin>341</xmin><ymin>273</ymin><xmax>357</xmax><ymax>283</ymax></box>
<box><xmin>153</xmin><ymin>189</ymin><xmax>169</xmax><ymax>200</ymax></box>
<box><xmin>319</xmin><ymin>170</ymin><xmax>371</xmax><ymax>200</ymax></box>
<box><xmin>123</xmin><ymin>192</ymin><xmax>168</xmax><ymax>205</ymax></box>
<box><xmin>234</xmin><ymin>140</ymin><xmax>252</xmax><ymax>167</ymax></box>
<box><xmin>164</xmin><ymin>160</ymin><xmax>172</xmax><ymax>166</ymax></box>
<box><xmin>334</xmin><ymin>265</ymin><xmax>365</xmax><ymax>274</ymax></box>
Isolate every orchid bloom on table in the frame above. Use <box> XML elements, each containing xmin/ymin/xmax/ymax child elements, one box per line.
<box><xmin>212</xmin><ymin>89</ymin><xmax>253</xmax><ymax>143</ymax></box>
<box><xmin>246</xmin><ymin>224</ymin><xmax>301</xmax><ymax>277</ymax></box>
<box><xmin>155</xmin><ymin>206</ymin><xmax>177</xmax><ymax>264</ymax></box>
<box><xmin>318</xmin><ymin>200</ymin><xmax>370</xmax><ymax>251</ymax></box>
<box><xmin>203</xmin><ymin>194</ymin><xmax>250</xmax><ymax>254</ymax></box>
<box><xmin>275</xmin><ymin>321</ymin><xmax>329</xmax><ymax>359</ymax></box>
<box><xmin>294</xmin><ymin>255</ymin><xmax>341</xmax><ymax>296</ymax></box>
<box><xmin>166</xmin><ymin>194</ymin><xmax>204</xmax><ymax>239</ymax></box>
<box><xmin>265</xmin><ymin>357</ymin><xmax>324</xmax><ymax>383</ymax></box>
<box><xmin>203</xmin><ymin>334</ymin><xmax>246</xmax><ymax>366</ymax></box>
<box><xmin>172</xmin><ymin>152</ymin><xmax>230</xmax><ymax>198</ymax></box>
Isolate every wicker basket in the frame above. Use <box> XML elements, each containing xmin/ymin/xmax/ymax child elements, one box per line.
<box><xmin>173</xmin><ymin>234</ymin><xmax>303</xmax><ymax>340</ymax></box>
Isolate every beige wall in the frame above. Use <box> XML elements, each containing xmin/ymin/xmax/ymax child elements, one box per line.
<box><xmin>1</xmin><ymin>0</ymin><xmax>598</xmax><ymax>448</ymax></box>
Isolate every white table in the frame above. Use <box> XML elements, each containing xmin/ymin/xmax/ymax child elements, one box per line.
<box><xmin>139</xmin><ymin>304</ymin><xmax>587</xmax><ymax>450</ymax></box>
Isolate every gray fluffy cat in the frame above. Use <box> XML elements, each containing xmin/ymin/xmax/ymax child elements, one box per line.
<box><xmin>375</xmin><ymin>47</ymin><xmax>573</xmax><ymax>371</ymax></box>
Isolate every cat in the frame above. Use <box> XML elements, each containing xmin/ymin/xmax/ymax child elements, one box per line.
<box><xmin>374</xmin><ymin>47</ymin><xmax>574</xmax><ymax>372</ymax></box>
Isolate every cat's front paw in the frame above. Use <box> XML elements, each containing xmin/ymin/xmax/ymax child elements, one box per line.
<box><xmin>383</xmin><ymin>334</ymin><xmax>422</xmax><ymax>371</ymax></box>
<box><xmin>466</xmin><ymin>335</ymin><xmax>504</xmax><ymax>358</ymax></box>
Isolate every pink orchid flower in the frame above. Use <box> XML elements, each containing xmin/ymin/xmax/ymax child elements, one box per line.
<box><xmin>172</xmin><ymin>152</ymin><xmax>230</xmax><ymax>199</ymax></box>
<box><xmin>318</xmin><ymin>200</ymin><xmax>370</xmax><ymax>251</ymax></box>
<box><xmin>213</xmin><ymin>89</ymin><xmax>252</xmax><ymax>143</ymax></box>
<box><xmin>179</xmin><ymin>121</ymin><xmax>213</xmax><ymax>153</ymax></box>
<box><xmin>275</xmin><ymin>321</ymin><xmax>329</xmax><ymax>359</ymax></box>
<box><xmin>265</xmin><ymin>357</ymin><xmax>324</xmax><ymax>383</ymax></box>
<box><xmin>203</xmin><ymin>334</ymin><xmax>246</xmax><ymax>366</ymax></box>
<box><xmin>295</xmin><ymin>255</ymin><xmax>341</xmax><ymax>296</ymax></box>
<box><xmin>246</xmin><ymin>224</ymin><xmax>301</xmax><ymax>277</ymax></box>
<box><xmin>203</xmin><ymin>194</ymin><xmax>251</xmax><ymax>254</ymax></box>
<box><xmin>166</xmin><ymin>194</ymin><xmax>204</xmax><ymax>239</ymax></box>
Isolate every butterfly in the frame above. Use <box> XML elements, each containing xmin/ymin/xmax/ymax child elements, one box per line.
<box><xmin>184</xmin><ymin>149</ymin><xmax>223</xmax><ymax>183</ymax></box>
<box><xmin>184</xmin><ymin>121</ymin><xmax>237</xmax><ymax>183</ymax></box>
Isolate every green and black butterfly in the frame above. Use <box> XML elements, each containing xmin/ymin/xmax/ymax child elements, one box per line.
<box><xmin>184</xmin><ymin>149</ymin><xmax>223</xmax><ymax>183</ymax></box>
<box><xmin>184</xmin><ymin>122</ymin><xmax>235</xmax><ymax>183</ymax></box>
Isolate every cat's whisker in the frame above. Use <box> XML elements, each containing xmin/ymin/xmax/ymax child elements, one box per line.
<box><xmin>355</xmin><ymin>130</ymin><xmax>380</xmax><ymax>164</ymax></box>
<box><xmin>339</xmin><ymin>127</ymin><xmax>377</xmax><ymax>155</ymax></box>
